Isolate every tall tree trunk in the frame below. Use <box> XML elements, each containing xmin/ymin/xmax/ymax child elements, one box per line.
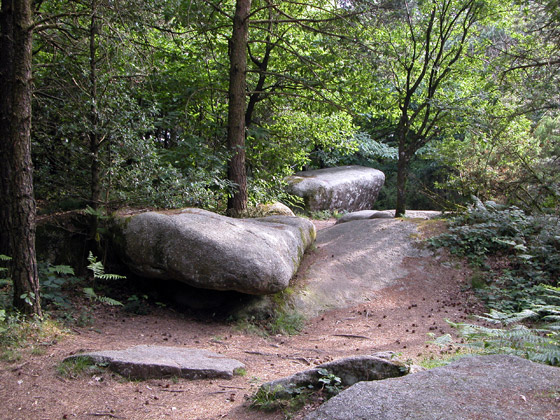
<box><xmin>226</xmin><ymin>0</ymin><xmax>251</xmax><ymax>217</ymax></box>
<box><xmin>89</xmin><ymin>0</ymin><xmax>101</xmax><ymax>241</ymax></box>
<box><xmin>395</xmin><ymin>135</ymin><xmax>409</xmax><ymax>218</ymax></box>
<box><xmin>0</xmin><ymin>0</ymin><xmax>14</xmax><ymax>256</ymax></box>
<box><xmin>9</xmin><ymin>0</ymin><xmax>41</xmax><ymax>316</ymax></box>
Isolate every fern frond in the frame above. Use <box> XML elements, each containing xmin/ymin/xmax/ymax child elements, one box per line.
<box><xmin>51</xmin><ymin>265</ymin><xmax>75</xmax><ymax>275</ymax></box>
<box><xmin>86</xmin><ymin>252</ymin><xmax>105</xmax><ymax>278</ymax></box>
<box><xmin>96</xmin><ymin>272</ymin><xmax>126</xmax><ymax>281</ymax></box>
<box><xmin>83</xmin><ymin>287</ymin><xmax>97</xmax><ymax>300</ymax></box>
<box><xmin>86</xmin><ymin>252</ymin><xmax>125</xmax><ymax>280</ymax></box>
<box><xmin>97</xmin><ymin>296</ymin><xmax>123</xmax><ymax>306</ymax></box>
<box><xmin>477</xmin><ymin>309</ymin><xmax>538</xmax><ymax>325</ymax></box>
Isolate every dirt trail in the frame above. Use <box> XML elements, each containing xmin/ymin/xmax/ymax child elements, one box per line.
<box><xmin>0</xmin><ymin>218</ymin><xmax>484</xmax><ymax>420</ymax></box>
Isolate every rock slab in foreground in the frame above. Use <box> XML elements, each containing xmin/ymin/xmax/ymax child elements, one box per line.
<box><xmin>304</xmin><ymin>355</ymin><xmax>560</xmax><ymax>420</ymax></box>
<box><xmin>286</xmin><ymin>165</ymin><xmax>385</xmax><ymax>212</ymax></box>
<box><xmin>260</xmin><ymin>355</ymin><xmax>408</xmax><ymax>398</ymax></box>
<box><xmin>117</xmin><ymin>209</ymin><xmax>316</xmax><ymax>295</ymax></box>
<box><xmin>65</xmin><ymin>345</ymin><xmax>245</xmax><ymax>380</ymax></box>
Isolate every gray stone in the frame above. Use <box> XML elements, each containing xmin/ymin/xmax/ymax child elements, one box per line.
<box><xmin>260</xmin><ymin>355</ymin><xmax>408</xmax><ymax>398</ymax></box>
<box><xmin>336</xmin><ymin>210</ymin><xmax>391</xmax><ymax>224</ymax></box>
<box><xmin>255</xmin><ymin>202</ymin><xmax>295</xmax><ymax>217</ymax></box>
<box><xmin>336</xmin><ymin>210</ymin><xmax>442</xmax><ymax>225</ymax></box>
<box><xmin>304</xmin><ymin>355</ymin><xmax>560</xmax><ymax>420</ymax></box>
<box><xmin>116</xmin><ymin>209</ymin><xmax>315</xmax><ymax>295</ymax></box>
<box><xmin>286</xmin><ymin>166</ymin><xmax>385</xmax><ymax>212</ymax></box>
<box><xmin>292</xmin><ymin>218</ymin><xmax>432</xmax><ymax>316</ymax></box>
<box><xmin>65</xmin><ymin>345</ymin><xmax>245</xmax><ymax>380</ymax></box>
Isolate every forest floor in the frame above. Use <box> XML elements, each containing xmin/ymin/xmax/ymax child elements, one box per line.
<box><xmin>0</xmin><ymin>218</ymin><xmax>492</xmax><ymax>420</ymax></box>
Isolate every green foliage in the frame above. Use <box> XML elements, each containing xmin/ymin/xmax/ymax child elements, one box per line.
<box><xmin>57</xmin><ymin>356</ymin><xmax>107</xmax><ymax>379</ymax></box>
<box><xmin>431</xmin><ymin>202</ymin><xmax>560</xmax><ymax>366</ymax></box>
<box><xmin>317</xmin><ymin>368</ymin><xmax>343</xmax><ymax>397</ymax></box>
<box><xmin>83</xmin><ymin>287</ymin><xmax>123</xmax><ymax>307</ymax></box>
<box><xmin>123</xmin><ymin>294</ymin><xmax>150</xmax><ymax>315</ymax></box>
<box><xmin>85</xmin><ymin>252</ymin><xmax>124</xmax><ymax>306</ymax></box>
<box><xmin>87</xmin><ymin>252</ymin><xmax>126</xmax><ymax>282</ymax></box>
<box><xmin>432</xmin><ymin>114</ymin><xmax>548</xmax><ymax>210</ymax></box>
<box><xmin>0</xmin><ymin>255</ymin><xmax>11</xmax><ymax>309</ymax></box>
<box><xmin>266</xmin><ymin>310</ymin><xmax>305</xmax><ymax>336</ymax></box>
<box><xmin>430</xmin><ymin>199</ymin><xmax>560</xmax><ymax>312</ymax></box>
<box><xmin>250</xmin><ymin>369</ymin><xmax>342</xmax><ymax>417</ymax></box>
<box><xmin>38</xmin><ymin>263</ymin><xmax>80</xmax><ymax>310</ymax></box>
<box><xmin>451</xmin><ymin>297</ymin><xmax>560</xmax><ymax>366</ymax></box>
<box><xmin>249</xmin><ymin>384</ymin><xmax>309</xmax><ymax>414</ymax></box>
<box><xmin>0</xmin><ymin>312</ymin><xmax>65</xmax><ymax>362</ymax></box>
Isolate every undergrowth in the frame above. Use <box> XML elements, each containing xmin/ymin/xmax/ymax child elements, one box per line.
<box><xmin>429</xmin><ymin>199</ymin><xmax>560</xmax><ymax>365</ymax></box>
<box><xmin>249</xmin><ymin>369</ymin><xmax>343</xmax><ymax>418</ymax></box>
<box><xmin>0</xmin><ymin>252</ymin><xmax>128</xmax><ymax>361</ymax></box>
<box><xmin>429</xmin><ymin>198</ymin><xmax>559</xmax><ymax>312</ymax></box>
<box><xmin>56</xmin><ymin>356</ymin><xmax>107</xmax><ymax>379</ymax></box>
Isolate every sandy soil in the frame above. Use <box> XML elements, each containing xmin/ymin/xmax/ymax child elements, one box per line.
<box><xmin>0</xmin><ymin>219</ymin><xmax>489</xmax><ymax>420</ymax></box>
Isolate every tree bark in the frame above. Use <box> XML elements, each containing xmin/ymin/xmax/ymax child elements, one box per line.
<box><xmin>8</xmin><ymin>0</ymin><xmax>41</xmax><ymax>316</ymax></box>
<box><xmin>0</xmin><ymin>0</ymin><xmax>14</xmax><ymax>256</ymax></box>
<box><xmin>395</xmin><ymin>129</ymin><xmax>409</xmax><ymax>218</ymax></box>
<box><xmin>89</xmin><ymin>0</ymin><xmax>101</xmax><ymax>241</ymax></box>
<box><xmin>226</xmin><ymin>0</ymin><xmax>251</xmax><ymax>217</ymax></box>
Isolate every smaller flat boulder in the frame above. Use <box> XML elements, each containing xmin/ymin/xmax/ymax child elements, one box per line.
<box><xmin>286</xmin><ymin>165</ymin><xmax>385</xmax><ymax>212</ymax></box>
<box><xmin>259</xmin><ymin>355</ymin><xmax>408</xmax><ymax>398</ymax></box>
<box><xmin>336</xmin><ymin>210</ymin><xmax>442</xmax><ymax>224</ymax></box>
<box><xmin>336</xmin><ymin>210</ymin><xmax>392</xmax><ymax>224</ymax></box>
<box><xmin>65</xmin><ymin>345</ymin><xmax>245</xmax><ymax>380</ymax></box>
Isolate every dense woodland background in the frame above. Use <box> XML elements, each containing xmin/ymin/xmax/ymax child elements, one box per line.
<box><xmin>1</xmin><ymin>0</ymin><xmax>559</xmax><ymax>318</ymax></box>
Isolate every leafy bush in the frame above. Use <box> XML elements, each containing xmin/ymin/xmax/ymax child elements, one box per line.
<box><xmin>38</xmin><ymin>263</ymin><xmax>81</xmax><ymax>310</ymax></box>
<box><xmin>430</xmin><ymin>199</ymin><xmax>560</xmax><ymax>312</ymax></box>
<box><xmin>430</xmin><ymin>201</ymin><xmax>560</xmax><ymax>365</ymax></box>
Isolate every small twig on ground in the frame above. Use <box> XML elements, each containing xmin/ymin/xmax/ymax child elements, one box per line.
<box><xmin>332</xmin><ymin>334</ymin><xmax>372</xmax><ymax>340</ymax></box>
<box><xmin>86</xmin><ymin>413</ymin><xmax>125</xmax><ymax>419</ymax></box>
<box><xmin>244</xmin><ymin>350</ymin><xmax>274</xmax><ymax>356</ymax></box>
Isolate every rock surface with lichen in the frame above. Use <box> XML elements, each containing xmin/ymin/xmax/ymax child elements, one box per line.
<box><xmin>304</xmin><ymin>355</ymin><xmax>560</xmax><ymax>420</ymax></box>
<box><xmin>115</xmin><ymin>208</ymin><xmax>315</xmax><ymax>295</ymax></box>
<box><xmin>286</xmin><ymin>165</ymin><xmax>385</xmax><ymax>212</ymax></box>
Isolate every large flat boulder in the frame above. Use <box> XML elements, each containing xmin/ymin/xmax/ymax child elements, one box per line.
<box><xmin>65</xmin><ymin>346</ymin><xmax>245</xmax><ymax>380</ymax></box>
<box><xmin>304</xmin><ymin>355</ymin><xmax>560</xmax><ymax>420</ymax></box>
<box><xmin>115</xmin><ymin>209</ymin><xmax>315</xmax><ymax>295</ymax></box>
<box><xmin>286</xmin><ymin>165</ymin><xmax>385</xmax><ymax>212</ymax></box>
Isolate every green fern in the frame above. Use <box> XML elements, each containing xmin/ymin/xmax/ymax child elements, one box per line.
<box><xmin>84</xmin><ymin>253</ymin><xmax>125</xmax><ymax>306</ymax></box>
<box><xmin>86</xmin><ymin>252</ymin><xmax>125</xmax><ymax>281</ymax></box>
<box><xmin>450</xmin><ymin>303</ymin><xmax>560</xmax><ymax>366</ymax></box>
<box><xmin>0</xmin><ymin>254</ymin><xmax>10</xmax><ymax>275</ymax></box>
<box><xmin>83</xmin><ymin>287</ymin><xmax>123</xmax><ymax>306</ymax></box>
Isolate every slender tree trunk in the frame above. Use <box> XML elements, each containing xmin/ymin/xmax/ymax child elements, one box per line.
<box><xmin>89</xmin><ymin>0</ymin><xmax>101</xmax><ymax>241</ymax></box>
<box><xmin>9</xmin><ymin>0</ymin><xmax>41</xmax><ymax>316</ymax></box>
<box><xmin>226</xmin><ymin>0</ymin><xmax>251</xmax><ymax>217</ymax></box>
<box><xmin>395</xmin><ymin>134</ymin><xmax>409</xmax><ymax>218</ymax></box>
<box><xmin>0</xmin><ymin>0</ymin><xmax>14</xmax><ymax>256</ymax></box>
